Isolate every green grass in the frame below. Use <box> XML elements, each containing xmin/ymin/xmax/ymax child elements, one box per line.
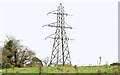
<box><xmin>0</xmin><ymin>66</ymin><xmax>119</xmax><ymax>73</ymax></box>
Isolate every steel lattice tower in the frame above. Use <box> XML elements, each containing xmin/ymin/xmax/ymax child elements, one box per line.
<box><xmin>42</xmin><ymin>3</ymin><xmax>72</xmax><ymax>66</ymax></box>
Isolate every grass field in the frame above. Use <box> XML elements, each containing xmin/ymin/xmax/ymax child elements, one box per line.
<box><xmin>0</xmin><ymin>66</ymin><xmax>119</xmax><ymax>73</ymax></box>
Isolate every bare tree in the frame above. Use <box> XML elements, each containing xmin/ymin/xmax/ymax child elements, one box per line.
<box><xmin>42</xmin><ymin>57</ymin><xmax>49</xmax><ymax>66</ymax></box>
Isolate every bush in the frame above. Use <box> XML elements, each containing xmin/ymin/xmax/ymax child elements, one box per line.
<box><xmin>1</xmin><ymin>63</ymin><xmax>11</xmax><ymax>69</ymax></box>
<box><xmin>74</xmin><ymin>65</ymin><xmax>78</xmax><ymax>69</ymax></box>
<box><xmin>0</xmin><ymin>63</ymin><xmax>2</xmax><ymax>69</ymax></box>
<box><xmin>110</xmin><ymin>63</ymin><xmax>120</xmax><ymax>66</ymax></box>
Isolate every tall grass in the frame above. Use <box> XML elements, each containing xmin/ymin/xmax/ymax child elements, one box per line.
<box><xmin>1</xmin><ymin>65</ymin><xmax>119</xmax><ymax>73</ymax></box>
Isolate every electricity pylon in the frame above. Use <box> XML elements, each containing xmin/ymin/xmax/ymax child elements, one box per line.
<box><xmin>42</xmin><ymin>3</ymin><xmax>72</xmax><ymax>66</ymax></box>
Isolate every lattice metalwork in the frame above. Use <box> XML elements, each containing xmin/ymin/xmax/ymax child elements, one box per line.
<box><xmin>42</xmin><ymin>3</ymin><xmax>72</xmax><ymax>66</ymax></box>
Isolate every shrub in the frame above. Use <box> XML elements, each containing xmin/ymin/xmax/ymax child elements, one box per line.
<box><xmin>74</xmin><ymin>65</ymin><xmax>78</xmax><ymax>69</ymax></box>
<box><xmin>110</xmin><ymin>63</ymin><xmax>120</xmax><ymax>66</ymax></box>
<box><xmin>97</xmin><ymin>70</ymin><xmax>101</xmax><ymax>75</ymax></box>
<box><xmin>2</xmin><ymin>63</ymin><xmax>11</xmax><ymax>69</ymax></box>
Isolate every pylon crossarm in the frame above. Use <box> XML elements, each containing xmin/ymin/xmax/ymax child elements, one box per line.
<box><xmin>51</xmin><ymin>13</ymin><xmax>70</xmax><ymax>16</ymax></box>
<box><xmin>45</xmin><ymin>33</ymin><xmax>55</xmax><ymax>40</ymax></box>
<box><xmin>65</xmin><ymin>23</ymin><xmax>72</xmax><ymax>29</ymax></box>
<box><xmin>47</xmin><ymin>9</ymin><xmax>72</xmax><ymax>16</ymax></box>
<box><xmin>47</xmin><ymin>10</ymin><xmax>58</xmax><ymax>15</ymax></box>
<box><xmin>45</xmin><ymin>37</ymin><xmax>73</xmax><ymax>40</ymax></box>
<box><xmin>43</xmin><ymin>25</ymin><xmax>72</xmax><ymax>29</ymax></box>
<box><xmin>42</xmin><ymin>22</ymin><xmax>57</xmax><ymax>27</ymax></box>
<box><xmin>63</xmin><ymin>26</ymin><xmax>72</xmax><ymax>29</ymax></box>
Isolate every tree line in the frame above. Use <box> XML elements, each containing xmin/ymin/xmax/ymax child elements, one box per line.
<box><xmin>0</xmin><ymin>36</ymin><xmax>43</xmax><ymax>69</ymax></box>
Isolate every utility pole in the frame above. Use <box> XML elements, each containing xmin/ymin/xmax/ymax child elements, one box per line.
<box><xmin>99</xmin><ymin>56</ymin><xmax>102</xmax><ymax>65</ymax></box>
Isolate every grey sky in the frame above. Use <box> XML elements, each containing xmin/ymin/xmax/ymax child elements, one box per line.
<box><xmin>0</xmin><ymin>1</ymin><xmax>118</xmax><ymax>66</ymax></box>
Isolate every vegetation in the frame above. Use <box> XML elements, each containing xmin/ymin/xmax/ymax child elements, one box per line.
<box><xmin>110</xmin><ymin>63</ymin><xmax>120</xmax><ymax>66</ymax></box>
<box><xmin>26</xmin><ymin>57</ymin><xmax>43</xmax><ymax>67</ymax></box>
<box><xmin>0</xmin><ymin>65</ymin><xmax>119</xmax><ymax>73</ymax></box>
<box><xmin>0</xmin><ymin>35</ymin><xmax>119</xmax><ymax>74</ymax></box>
<box><xmin>1</xmin><ymin>35</ymin><xmax>42</xmax><ymax>69</ymax></box>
